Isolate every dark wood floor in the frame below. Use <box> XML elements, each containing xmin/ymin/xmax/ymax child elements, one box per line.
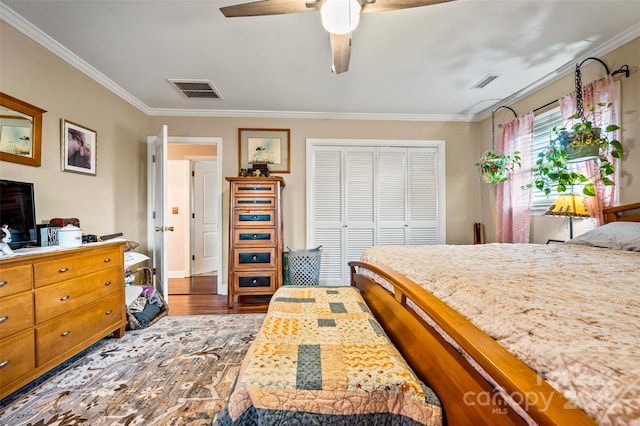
<box><xmin>167</xmin><ymin>274</ymin><xmax>269</xmax><ymax>315</ymax></box>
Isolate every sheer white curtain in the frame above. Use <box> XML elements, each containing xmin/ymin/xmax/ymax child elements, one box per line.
<box><xmin>495</xmin><ymin>113</ymin><xmax>534</xmax><ymax>243</ymax></box>
<box><xmin>559</xmin><ymin>76</ymin><xmax>619</xmax><ymax>225</ymax></box>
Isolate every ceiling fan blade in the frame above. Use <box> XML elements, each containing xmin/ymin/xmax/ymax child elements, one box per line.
<box><xmin>329</xmin><ymin>33</ymin><xmax>351</xmax><ymax>74</ymax></box>
<box><xmin>361</xmin><ymin>0</ymin><xmax>454</xmax><ymax>13</ymax></box>
<box><xmin>220</xmin><ymin>0</ymin><xmax>320</xmax><ymax>17</ymax></box>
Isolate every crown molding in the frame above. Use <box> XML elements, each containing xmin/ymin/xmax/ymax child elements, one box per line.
<box><xmin>1</xmin><ymin>4</ymin><xmax>152</xmax><ymax>114</ymax></box>
<box><xmin>3</xmin><ymin>3</ymin><xmax>638</xmax><ymax>123</ymax></box>
<box><xmin>0</xmin><ymin>4</ymin><xmax>473</xmax><ymax>122</ymax></box>
<box><xmin>476</xmin><ymin>21</ymin><xmax>640</xmax><ymax>122</ymax></box>
<box><xmin>146</xmin><ymin>107</ymin><xmax>474</xmax><ymax>122</ymax></box>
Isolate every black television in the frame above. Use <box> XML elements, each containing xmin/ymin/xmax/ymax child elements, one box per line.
<box><xmin>0</xmin><ymin>179</ymin><xmax>37</xmax><ymax>249</ymax></box>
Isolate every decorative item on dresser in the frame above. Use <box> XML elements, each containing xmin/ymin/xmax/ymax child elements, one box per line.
<box><xmin>0</xmin><ymin>241</ymin><xmax>126</xmax><ymax>399</ymax></box>
<box><xmin>226</xmin><ymin>177</ymin><xmax>284</xmax><ymax>308</ymax></box>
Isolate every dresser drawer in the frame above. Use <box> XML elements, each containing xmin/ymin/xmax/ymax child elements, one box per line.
<box><xmin>36</xmin><ymin>293</ymin><xmax>124</xmax><ymax>364</ymax></box>
<box><xmin>0</xmin><ymin>329</ymin><xmax>35</xmax><ymax>388</ymax></box>
<box><xmin>0</xmin><ymin>264</ymin><xmax>32</xmax><ymax>298</ymax></box>
<box><xmin>233</xmin><ymin>228</ymin><xmax>276</xmax><ymax>247</ymax></box>
<box><xmin>234</xmin><ymin>182</ymin><xmax>277</xmax><ymax>195</ymax></box>
<box><xmin>232</xmin><ymin>271</ymin><xmax>276</xmax><ymax>294</ymax></box>
<box><xmin>233</xmin><ymin>209</ymin><xmax>276</xmax><ymax>227</ymax></box>
<box><xmin>234</xmin><ymin>196</ymin><xmax>276</xmax><ymax>208</ymax></box>
<box><xmin>35</xmin><ymin>267</ymin><xmax>122</xmax><ymax>324</ymax></box>
<box><xmin>33</xmin><ymin>247</ymin><xmax>121</xmax><ymax>288</ymax></box>
<box><xmin>0</xmin><ymin>291</ymin><xmax>34</xmax><ymax>339</ymax></box>
<box><xmin>233</xmin><ymin>248</ymin><xmax>276</xmax><ymax>270</ymax></box>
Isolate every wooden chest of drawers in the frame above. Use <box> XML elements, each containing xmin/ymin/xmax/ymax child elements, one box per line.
<box><xmin>0</xmin><ymin>242</ymin><xmax>126</xmax><ymax>399</ymax></box>
<box><xmin>226</xmin><ymin>177</ymin><xmax>284</xmax><ymax>308</ymax></box>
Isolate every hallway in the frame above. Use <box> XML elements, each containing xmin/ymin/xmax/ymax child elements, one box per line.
<box><xmin>167</xmin><ymin>274</ymin><xmax>269</xmax><ymax>315</ymax></box>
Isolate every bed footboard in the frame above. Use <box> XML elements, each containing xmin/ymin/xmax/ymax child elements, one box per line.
<box><xmin>349</xmin><ymin>261</ymin><xmax>596</xmax><ymax>426</ymax></box>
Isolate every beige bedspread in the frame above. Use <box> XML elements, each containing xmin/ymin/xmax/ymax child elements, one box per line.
<box><xmin>361</xmin><ymin>243</ymin><xmax>640</xmax><ymax>425</ymax></box>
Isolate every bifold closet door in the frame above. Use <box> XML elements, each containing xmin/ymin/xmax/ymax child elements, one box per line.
<box><xmin>309</xmin><ymin>144</ymin><xmax>443</xmax><ymax>286</ymax></box>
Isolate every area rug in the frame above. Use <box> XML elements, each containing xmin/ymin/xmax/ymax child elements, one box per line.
<box><xmin>0</xmin><ymin>314</ymin><xmax>265</xmax><ymax>426</ymax></box>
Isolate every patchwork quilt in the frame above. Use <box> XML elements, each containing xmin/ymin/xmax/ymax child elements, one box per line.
<box><xmin>215</xmin><ymin>286</ymin><xmax>442</xmax><ymax>426</ymax></box>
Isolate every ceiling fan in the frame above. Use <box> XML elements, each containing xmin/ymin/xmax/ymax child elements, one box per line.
<box><xmin>220</xmin><ymin>0</ymin><xmax>454</xmax><ymax>74</ymax></box>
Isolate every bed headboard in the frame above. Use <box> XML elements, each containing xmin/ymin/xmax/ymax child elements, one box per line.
<box><xmin>602</xmin><ymin>202</ymin><xmax>640</xmax><ymax>223</ymax></box>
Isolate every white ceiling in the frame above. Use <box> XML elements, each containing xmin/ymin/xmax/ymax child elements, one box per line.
<box><xmin>2</xmin><ymin>0</ymin><xmax>639</xmax><ymax>121</ymax></box>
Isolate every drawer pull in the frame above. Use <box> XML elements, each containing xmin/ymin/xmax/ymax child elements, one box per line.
<box><xmin>105</xmin><ymin>281</ymin><xmax>112</xmax><ymax>286</ymax></box>
<box><xmin>239</xmin><ymin>233</ymin><xmax>270</xmax><ymax>241</ymax></box>
<box><xmin>0</xmin><ymin>360</ymin><xmax>10</xmax><ymax>368</ymax></box>
<box><xmin>61</xmin><ymin>330</ymin><xmax>71</xmax><ymax>337</ymax></box>
<box><xmin>252</xmin><ymin>279</ymin><xmax>257</xmax><ymax>284</ymax></box>
<box><xmin>60</xmin><ymin>295</ymin><xmax>70</xmax><ymax>301</ymax></box>
<box><xmin>239</xmin><ymin>214</ymin><xmax>271</xmax><ymax>222</ymax></box>
<box><xmin>106</xmin><ymin>310</ymin><xmax>113</xmax><ymax>315</ymax></box>
<box><xmin>59</xmin><ymin>267</ymin><xmax>69</xmax><ymax>273</ymax></box>
<box><xmin>0</xmin><ymin>316</ymin><xmax>8</xmax><ymax>323</ymax></box>
<box><xmin>239</xmin><ymin>252</ymin><xmax>271</xmax><ymax>264</ymax></box>
<box><xmin>104</xmin><ymin>258</ymin><xmax>112</xmax><ymax>263</ymax></box>
<box><xmin>0</xmin><ymin>281</ymin><xmax>7</xmax><ymax>287</ymax></box>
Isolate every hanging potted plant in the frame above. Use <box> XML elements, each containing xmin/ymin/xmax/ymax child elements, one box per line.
<box><xmin>525</xmin><ymin>102</ymin><xmax>622</xmax><ymax>197</ymax></box>
<box><xmin>476</xmin><ymin>150</ymin><xmax>521</xmax><ymax>184</ymax></box>
<box><xmin>476</xmin><ymin>105</ymin><xmax>521</xmax><ymax>185</ymax></box>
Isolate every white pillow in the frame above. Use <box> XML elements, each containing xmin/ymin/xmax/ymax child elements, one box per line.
<box><xmin>565</xmin><ymin>221</ymin><xmax>640</xmax><ymax>251</ymax></box>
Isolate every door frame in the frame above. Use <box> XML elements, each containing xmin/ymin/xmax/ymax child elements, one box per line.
<box><xmin>147</xmin><ymin>136</ymin><xmax>223</xmax><ymax>293</ymax></box>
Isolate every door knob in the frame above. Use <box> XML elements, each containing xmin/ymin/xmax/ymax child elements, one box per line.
<box><xmin>155</xmin><ymin>226</ymin><xmax>175</xmax><ymax>232</ymax></box>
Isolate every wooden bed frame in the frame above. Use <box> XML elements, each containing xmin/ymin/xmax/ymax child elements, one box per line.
<box><xmin>349</xmin><ymin>202</ymin><xmax>640</xmax><ymax>425</ymax></box>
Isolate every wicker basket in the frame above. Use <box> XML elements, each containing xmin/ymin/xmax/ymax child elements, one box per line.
<box><xmin>287</xmin><ymin>246</ymin><xmax>322</xmax><ymax>286</ymax></box>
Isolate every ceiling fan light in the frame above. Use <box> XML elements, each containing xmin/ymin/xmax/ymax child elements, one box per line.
<box><xmin>320</xmin><ymin>0</ymin><xmax>361</xmax><ymax>35</ymax></box>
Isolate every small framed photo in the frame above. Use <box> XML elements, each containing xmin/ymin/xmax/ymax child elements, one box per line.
<box><xmin>239</xmin><ymin>128</ymin><xmax>290</xmax><ymax>174</ymax></box>
<box><xmin>61</xmin><ymin>119</ymin><xmax>97</xmax><ymax>175</ymax></box>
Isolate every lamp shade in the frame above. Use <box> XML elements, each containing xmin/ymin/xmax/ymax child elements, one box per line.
<box><xmin>544</xmin><ymin>194</ymin><xmax>590</xmax><ymax>218</ymax></box>
<box><xmin>320</xmin><ymin>0</ymin><xmax>361</xmax><ymax>35</ymax></box>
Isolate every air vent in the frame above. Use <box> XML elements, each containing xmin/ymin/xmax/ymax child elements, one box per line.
<box><xmin>472</xmin><ymin>75</ymin><xmax>498</xmax><ymax>89</ymax></box>
<box><xmin>168</xmin><ymin>79</ymin><xmax>222</xmax><ymax>99</ymax></box>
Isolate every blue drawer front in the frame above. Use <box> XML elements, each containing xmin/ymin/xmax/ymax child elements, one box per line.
<box><xmin>239</xmin><ymin>233</ymin><xmax>271</xmax><ymax>241</ymax></box>
<box><xmin>237</xmin><ymin>199</ymin><xmax>273</xmax><ymax>205</ymax></box>
<box><xmin>239</xmin><ymin>276</ymin><xmax>271</xmax><ymax>288</ymax></box>
<box><xmin>239</xmin><ymin>252</ymin><xmax>271</xmax><ymax>264</ymax></box>
<box><xmin>239</xmin><ymin>214</ymin><xmax>271</xmax><ymax>222</ymax></box>
<box><xmin>238</xmin><ymin>186</ymin><xmax>271</xmax><ymax>191</ymax></box>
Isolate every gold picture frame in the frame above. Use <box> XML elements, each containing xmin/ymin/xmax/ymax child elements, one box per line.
<box><xmin>61</xmin><ymin>119</ymin><xmax>97</xmax><ymax>176</ymax></box>
<box><xmin>0</xmin><ymin>92</ymin><xmax>46</xmax><ymax>167</ymax></box>
<box><xmin>238</xmin><ymin>128</ymin><xmax>290</xmax><ymax>174</ymax></box>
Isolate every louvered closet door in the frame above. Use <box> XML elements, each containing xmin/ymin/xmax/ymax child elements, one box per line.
<box><xmin>378</xmin><ymin>148</ymin><xmax>408</xmax><ymax>244</ymax></box>
<box><xmin>311</xmin><ymin>148</ymin><xmax>346</xmax><ymax>286</ymax></box>
<box><xmin>377</xmin><ymin>147</ymin><xmax>440</xmax><ymax>245</ymax></box>
<box><xmin>344</xmin><ymin>149</ymin><xmax>375</xmax><ymax>277</ymax></box>
<box><xmin>309</xmin><ymin>142</ymin><xmax>443</xmax><ymax>286</ymax></box>
<box><xmin>407</xmin><ymin>147</ymin><xmax>440</xmax><ymax>245</ymax></box>
<box><xmin>311</xmin><ymin>147</ymin><xmax>375</xmax><ymax>285</ymax></box>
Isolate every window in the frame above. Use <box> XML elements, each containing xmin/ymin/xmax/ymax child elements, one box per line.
<box><xmin>530</xmin><ymin>106</ymin><xmax>578</xmax><ymax>214</ymax></box>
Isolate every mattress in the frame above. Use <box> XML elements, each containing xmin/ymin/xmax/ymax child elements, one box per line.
<box><xmin>215</xmin><ymin>286</ymin><xmax>443</xmax><ymax>425</ymax></box>
<box><xmin>360</xmin><ymin>243</ymin><xmax>640</xmax><ymax>425</ymax></box>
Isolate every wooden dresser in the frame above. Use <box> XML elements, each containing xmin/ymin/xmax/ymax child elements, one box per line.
<box><xmin>226</xmin><ymin>177</ymin><xmax>285</xmax><ymax>308</ymax></box>
<box><xmin>0</xmin><ymin>241</ymin><xmax>126</xmax><ymax>399</ymax></box>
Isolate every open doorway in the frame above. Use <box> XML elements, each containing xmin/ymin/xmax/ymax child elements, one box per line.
<box><xmin>165</xmin><ymin>139</ymin><xmax>221</xmax><ymax>297</ymax></box>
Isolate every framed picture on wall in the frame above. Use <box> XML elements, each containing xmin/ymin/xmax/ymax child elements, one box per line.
<box><xmin>61</xmin><ymin>119</ymin><xmax>97</xmax><ymax>176</ymax></box>
<box><xmin>238</xmin><ymin>128</ymin><xmax>290</xmax><ymax>173</ymax></box>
